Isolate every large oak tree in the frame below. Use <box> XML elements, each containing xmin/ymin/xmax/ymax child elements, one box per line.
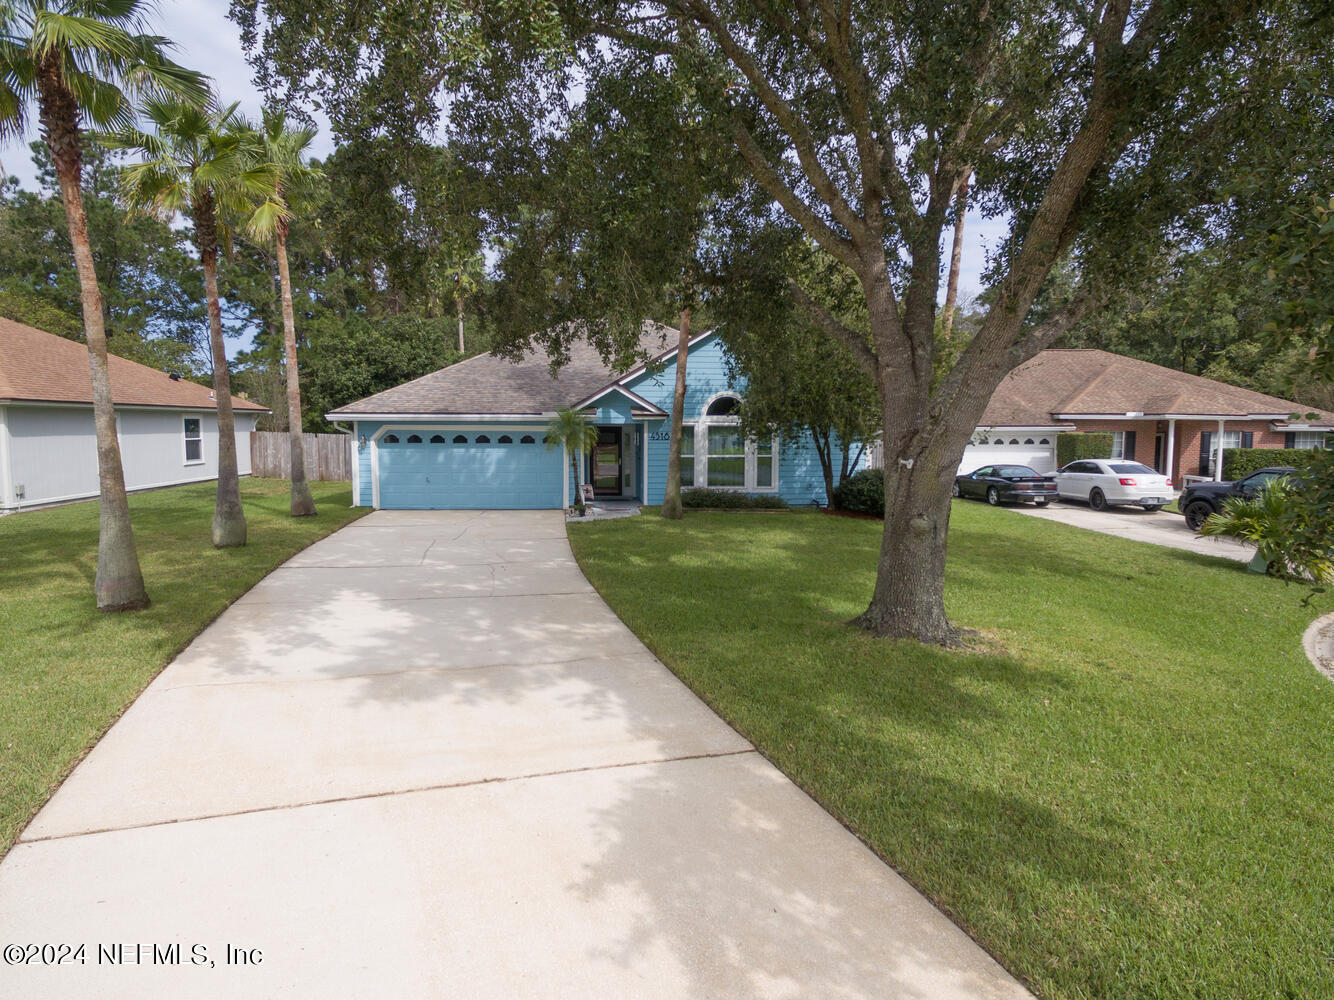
<box><xmin>236</xmin><ymin>0</ymin><xmax>1331</xmax><ymax>643</ymax></box>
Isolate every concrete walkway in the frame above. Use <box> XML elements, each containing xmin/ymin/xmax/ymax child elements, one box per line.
<box><xmin>1002</xmin><ymin>499</ymin><xmax>1254</xmax><ymax>562</ymax></box>
<box><xmin>0</xmin><ymin>510</ymin><xmax>1030</xmax><ymax>1000</ymax></box>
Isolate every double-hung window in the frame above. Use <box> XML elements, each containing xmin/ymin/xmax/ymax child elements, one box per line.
<box><xmin>754</xmin><ymin>437</ymin><xmax>774</xmax><ymax>488</ymax></box>
<box><xmin>1293</xmin><ymin>431</ymin><xmax>1328</xmax><ymax>449</ymax></box>
<box><xmin>679</xmin><ymin>427</ymin><xmax>694</xmax><ymax>487</ymax></box>
<box><xmin>183</xmin><ymin>417</ymin><xmax>203</xmax><ymax>464</ymax></box>
<box><xmin>707</xmin><ymin>427</ymin><xmax>745</xmax><ymax>487</ymax></box>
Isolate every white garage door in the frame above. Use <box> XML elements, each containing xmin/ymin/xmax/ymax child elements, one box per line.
<box><xmin>959</xmin><ymin>435</ymin><xmax>1056</xmax><ymax>475</ymax></box>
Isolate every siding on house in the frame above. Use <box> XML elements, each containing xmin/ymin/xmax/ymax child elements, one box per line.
<box><xmin>625</xmin><ymin>333</ymin><xmax>838</xmax><ymax>506</ymax></box>
<box><xmin>1</xmin><ymin>403</ymin><xmax>258</xmax><ymax>511</ymax></box>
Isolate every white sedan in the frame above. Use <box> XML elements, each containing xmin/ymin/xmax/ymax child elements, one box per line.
<box><xmin>1053</xmin><ymin>459</ymin><xmax>1174</xmax><ymax>512</ymax></box>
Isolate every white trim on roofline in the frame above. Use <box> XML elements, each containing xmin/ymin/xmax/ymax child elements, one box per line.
<box><xmin>1</xmin><ymin>398</ymin><xmax>269</xmax><ymax>414</ymax></box>
<box><xmin>1054</xmin><ymin>411</ymin><xmax>1292</xmax><ymax>421</ymax></box>
<box><xmin>325</xmin><ymin>411</ymin><xmax>556</xmax><ymax>422</ymax></box>
<box><xmin>611</xmin><ymin>328</ymin><xmax>719</xmax><ymax>388</ymax></box>
<box><xmin>974</xmin><ymin>423</ymin><xmax>1075</xmax><ymax>432</ymax></box>
<box><xmin>1272</xmin><ymin>421</ymin><xmax>1334</xmax><ymax>430</ymax></box>
<box><xmin>571</xmin><ymin>382</ymin><xmax>668</xmax><ymax>415</ymax></box>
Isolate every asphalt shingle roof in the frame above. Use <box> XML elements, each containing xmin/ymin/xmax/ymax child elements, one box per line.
<box><xmin>327</xmin><ymin>321</ymin><xmax>678</xmax><ymax>416</ymax></box>
<box><xmin>982</xmin><ymin>349</ymin><xmax>1334</xmax><ymax>427</ymax></box>
<box><xmin>0</xmin><ymin>317</ymin><xmax>266</xmax><ymax>411</ymax></box>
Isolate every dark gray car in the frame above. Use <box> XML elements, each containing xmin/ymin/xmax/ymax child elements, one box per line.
<box><xmin>1179</xmin><ymin>466</ymin><xmax>1298</xmax><ymax>530</ymax></box>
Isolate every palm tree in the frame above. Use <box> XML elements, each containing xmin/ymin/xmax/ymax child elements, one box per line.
<box><xmin>0</xmin><ymin>0</ymin><xmax>205</xmax><ymax>609</ymax></box>
<box><xmin>1200</xmin><ymin>479</ymin><xmax>1334</xmax><ymax>582</ymax></box>
<box><xmin>242</xmin><ymin>108</ymin><xmax>320</xmax><ymax>517</ymax></box>
<box><xmin>105</xmin><ymin>95</ymin><xmax>261</xmax><ymax>547</ymax></box>
<box><xmin>545</xmin><ymin>407</ymin><xmax>598</xmax><ymax>511</ymax></box>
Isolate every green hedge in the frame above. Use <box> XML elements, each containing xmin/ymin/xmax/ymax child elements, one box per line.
<box><xmin>1056</xmin><ymin>432</ymin><xmax>1113</xmax><ymax>466</ymax></box>
<box><xmin>1221</xmin><ymin>447</ymin><xmax>1322</xmax><ymax>480</ymax></box>
<box><xmin>831</xmin><ymin>468</ymin><xmax>884</xmax><ymax>517</ymax></box>
<box><xmin>680</xmin><ymin>488</ymin><xmax>789</xmax><ymax>510</ymax></box>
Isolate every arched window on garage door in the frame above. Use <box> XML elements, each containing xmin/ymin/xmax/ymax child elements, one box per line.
<box><xmin>407</xmin><ymin>434</ymin><xmax>423</xmax><ymax>443</ymax></box>
<box><xmin>498</xmin><ymin>435</ymin><xmax>513</xmax><ymax>444</ymax></box>
<box><xmin>382</xmin><ymin>434</ymin><xmax>399</xmax><ymax>443</ymax></box>
<box><xmin>520</xmin><ymin>435</ymin><xmax>535</xmax><ymax>444</ymax></box>
<box><xmin>430</xmin><ymin>434</ymin><xmax>446</xmax><ymax>443</ymax></box>
<box><xmin>453</xmin><ymin>435</ymin><xmax>467</xmax><ymax>443</ymax></box>
<box><xmin>476</xmin><ymin>435</ymin><xmax>490</xmax><ymax>443</ymax></box>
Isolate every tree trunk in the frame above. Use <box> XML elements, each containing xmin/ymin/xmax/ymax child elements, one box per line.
<box><xmin>276</xmin><ymin>227</ymin><xmax>316</xmax><ymax>516</ymax></box>
<box><xmin>812</xmin><ymin>428</ymin><xmax>836</xmax><ymax>508</ymax></box>
<box><xmin>941</xmin><ymin>178</ymin><xmax>968</xmax><ymax>342</ymax></box>
<box><xmin>853</xmin><ymin>411</ymin><xmax>963</xmax><ymax>644</ymax></box>
<box><xmin>455</xmin><ymin>279</ymin><xmax>465</xmax><ymax>354</ymax></box>
<box><xmin>660</xmin><ymin>308</ymin><xmax>692</xmax><ymax>519</ymax></box>
<box><xmin>197</xmin><ymin>201</ymin><xmax>247</xmax><ymax>548</ymax></box>
<box><xmin>40</xmin><ymin>67</ymin><xmax>148</xmax><ymax>611</ymax></box>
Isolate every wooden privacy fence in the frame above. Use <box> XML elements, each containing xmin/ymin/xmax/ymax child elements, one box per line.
<box><xmin>250</xmin><ymin>431</ymin><xmax>352</xmax><ymax>482</ymax></box>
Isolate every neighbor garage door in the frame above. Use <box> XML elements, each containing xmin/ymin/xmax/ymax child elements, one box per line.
<box><xmin>958</xmin><ymin>435</ymin><xmax>1057</xmax><ymax>475</ymax></box>
<box><xmin>377</xmin><ymin>431</ymin><xmax>564</xmax><ymax>509</ymax></box>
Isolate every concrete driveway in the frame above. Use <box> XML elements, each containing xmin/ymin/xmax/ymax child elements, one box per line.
<box><xmin>1001</xmin><ymin>498</ymin><xmax>1254</xmax><ymax>562</ymax></box>
<box><xmin>0</xmin><ymin>510</ymin><xmax>1030</xmax><ymax>1000</ymax></box>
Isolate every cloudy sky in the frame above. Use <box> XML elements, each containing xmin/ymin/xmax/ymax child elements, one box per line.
<box><xmin>3</xmin><ymin>0</ymin><xmax>1001</xmax><ymax>304</ymax></box>
<box><xmin>3</xmin><ymin>0</ymin><xmax>334</xmax><ymax>191</ymax></box>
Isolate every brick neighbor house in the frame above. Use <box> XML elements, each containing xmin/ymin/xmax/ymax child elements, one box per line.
<box><xmin>965</xmin><ymin>349</ymin><xmax>1334</xmax><ymax>484</ymax></box>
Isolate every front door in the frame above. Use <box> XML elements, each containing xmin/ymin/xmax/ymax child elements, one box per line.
<box><xmin>1154</xmin><ymin>433</ymin><xmax>1165</xmax><ymax>474</ymax></box>
<box><xmin>591</xmin><ymin>427</ymin><xmax>622</xmax><ymax>497</ymax></box>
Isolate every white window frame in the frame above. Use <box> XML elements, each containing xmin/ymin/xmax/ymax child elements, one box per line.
<box><xmin>679</xmin><ymin>425</ymin><xmax>695</xmax><ymax>488</ymax></box>
<box><xmin>694</xmin><ymin>392</ymin><xmax>779</xmax><ymax>492</ymax></box>
<box><xmin>1292</xmin><ymin>430</ymin><xmax>1327</xmax><ymax>449</ymax></box>
<box><xmin>182</xmin><ymin>415</ymin><xmax>204</xmax><ymax>465</ymax></box>
<box><xmin>1110</xmin><ymin>431</ymin><xmax>1125</xmax><ymax>460</ymax></box>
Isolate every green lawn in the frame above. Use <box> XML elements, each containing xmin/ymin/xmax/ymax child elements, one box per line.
<box><xmin>0</xmin><ymin>479</ymin><xmax>365</xmax><ymax>857</ymax></box>
<box><xmin>568</xmin><ymin>504</ymin><xmax>1334</xmax><ymax>1000</ymax></box>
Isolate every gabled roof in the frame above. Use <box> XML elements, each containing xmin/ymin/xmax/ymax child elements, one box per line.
<box><xmin>571</xmin><ymin>382</ymin><xmax>668</xmax><ymax>416</ymax></box>
<box><xmin>327</xmin><ymin>321</ymin><xmax>679</xmax><ymax>417</ymax></box>
<box><xmin>0</xmin><ymin>316</ymin><xmax>266</xmax><ymax>411</ymax></box>
<box><xmin>983</xmin><ymin>349</ymin><xmax>1334</xmax><ymax>427</ymax></box>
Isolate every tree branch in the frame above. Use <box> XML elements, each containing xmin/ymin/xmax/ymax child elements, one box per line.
<box><xmin>1008</xmin><ymin>289</ymin><xmax>1097</xmax><ymax>368</ymax></box>
<box><xmin>730</xmin><ymin>117</ymin><xmax>862</xmax><ymax>270</ymax></box>
<box><xmin>787</xmin><ymin>276</ymin><xmax>879</xmax><ymax>377</ymax></box>
<box><xmin>673</xmin><ymin>0</ymin><xmax>866</xmax><ymax>242</ymax></box>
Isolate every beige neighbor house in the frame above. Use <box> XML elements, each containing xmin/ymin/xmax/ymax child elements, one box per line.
<box><xmin>964</xmin><ymin>349</ymin><xmax>1334</xmax><ymax>484</ymax></box>
<box><xmin>0</xmin><ymin>318</ymin><xmax>267</xmax><ymax>512</ymax></box>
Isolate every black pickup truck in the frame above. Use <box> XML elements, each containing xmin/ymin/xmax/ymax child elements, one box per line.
<box><xmin>1179</xmin><ymin>466</ymin><xmax>1298</xmax><ymax>530</ymax></box>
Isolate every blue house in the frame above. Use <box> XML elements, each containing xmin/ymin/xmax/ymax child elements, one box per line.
<box><xmin>327</xmin><ymin>322</ymin><xmax>836</xmax><ymax>510</ymax></box>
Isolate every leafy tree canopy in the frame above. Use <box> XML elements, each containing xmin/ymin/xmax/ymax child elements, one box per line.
<box><xmin>232</xmin><ymin>0</ymin><xmax>1334</xmax><ymax>644</ymax></box>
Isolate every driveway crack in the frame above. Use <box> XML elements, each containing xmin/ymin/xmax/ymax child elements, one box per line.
<box><xmin>19</xmin><ymin>749</ymin><xmax>759</xmax><ymax>845</ymax></box>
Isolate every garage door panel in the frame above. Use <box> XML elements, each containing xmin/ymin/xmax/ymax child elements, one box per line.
<box><xmin>379</xmin><ymin>438</ymin><xmax>563</xmax><ymax>510</ymax></box>
<box><xmin>959</xmin><ymin>439</ymin><xmax>1056</xmax><ymax>475</ymax></box>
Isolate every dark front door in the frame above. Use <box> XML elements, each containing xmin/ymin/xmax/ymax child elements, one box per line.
<box><xmin>591</xmin><ymin>427</ymin><xmax>622</xmax><ymax>496</ymax></box>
